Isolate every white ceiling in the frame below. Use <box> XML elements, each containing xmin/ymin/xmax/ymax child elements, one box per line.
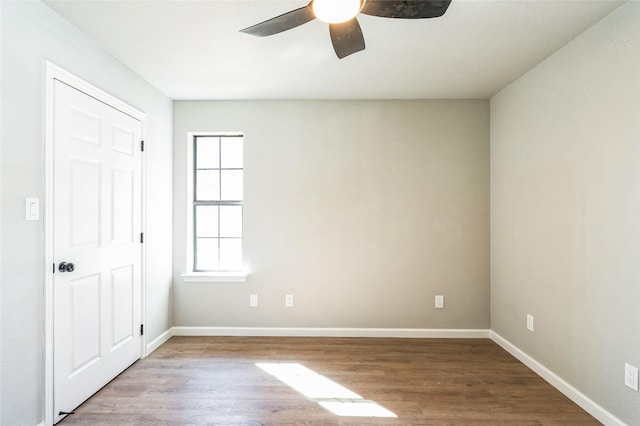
<box><xmin>44</xmin><ymin>0</ymin><xmax>624</xmax><ymax>100</ymax></box>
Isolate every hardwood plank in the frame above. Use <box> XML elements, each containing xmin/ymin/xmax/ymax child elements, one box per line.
<box><xmin>59</xmin><ymin>337</ymin><xmax>600</xmax><ymax>425</ymax></box>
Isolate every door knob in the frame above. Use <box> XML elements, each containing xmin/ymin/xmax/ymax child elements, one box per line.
<box><xmin>58</xmin><ymin>262</ymin><xmax>75</xmax><ymax>273</ymax></box>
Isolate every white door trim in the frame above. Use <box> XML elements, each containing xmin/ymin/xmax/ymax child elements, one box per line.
<box><xmin>44</xmin><ymin>62</ymin><xmax>148</xmax><ymax>426</ymax></box>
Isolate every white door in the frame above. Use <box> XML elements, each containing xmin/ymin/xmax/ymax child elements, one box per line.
<box><xmin>53</xmin><ymin>80</ymin><xmax>143</xmax><ymax>423</ymax></box>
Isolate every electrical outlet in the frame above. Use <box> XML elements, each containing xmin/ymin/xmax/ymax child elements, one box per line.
<box><xmin>285</xmin><ymin>294</ymin><xmax>294</xmax><ymax>308</ymax></box>
<box><xmin>435</xmin><ymin>295</ymin><xmax>444</xmax><ymax>309</ymax></box>
<box><xmin>249</xmin><ymin>294</ymin><xmax>258</xmax><ymax>307</ymax></box>
<box><xmin>625</xmin><ymin>363</ymin><xmax>638</xmax><ymax>391</ymax></box>
<box><xmin>526</xmin><ymin>314</ymin><xmax>534</xmax><ymax>332</ymax></box>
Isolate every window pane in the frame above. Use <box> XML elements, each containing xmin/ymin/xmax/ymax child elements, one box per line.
<box><xmin>196</xmin><ymin>170</ymin><xmax>220</xmax><ymax>201</ymax></box>
<box><xmin>219</xmin><ymin>205</ymin><xmax>242</xmax><ymax>238</ymax></box>
<box><xmin>220</xmin><ymin>170</ymin><xmax>243</xmax><ymax>200</ymax></box>
<box><xmin>195</xmin><ymin>205</ymin><xmax>218</xmax><ymax>238</ymax></box>
<box><xmin>196</xmin><ymin>238</ymin><xmax>218</xmax><ymax>271</ymax></box>
<box><xmin>196</xmin><ymin>137</ymin><xmax>219</xmax><ymax>169</ymax></box>
<box><xmin>220</xmin><ymin>238</ymin><xmax>242</xmax><ymax>270</ymax></box>
<box><xmin>220</xmin><ymin>137</ymin><xmax>243</xmax><ymax>169</ymax></box>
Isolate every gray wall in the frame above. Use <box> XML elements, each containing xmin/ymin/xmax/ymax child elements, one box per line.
<box><xmin>173</xmin><ymin>100</ymin><xmax>490</xmax><ymax>329</ymax></box>
<box><xmin>0</xmin><ymin>2</ymin><xmax>173</xmax><ymax>424</ymax></box>
<box><xmin>490</xmin><ymin>2</ymin><xmax>640</xmax><ymax>424</ymax></box>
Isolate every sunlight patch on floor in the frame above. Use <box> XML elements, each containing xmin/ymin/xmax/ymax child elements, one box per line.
<box><xmin>256</xmin><ymin>362</ymin><xmax>397</xmax><ymax>418</ymax></box>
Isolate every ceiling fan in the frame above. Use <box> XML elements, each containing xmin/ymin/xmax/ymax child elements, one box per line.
<box><xmin>240</xmin><ymin>0</ymin><xmax>452</xmax><ymax>59</ymax></box>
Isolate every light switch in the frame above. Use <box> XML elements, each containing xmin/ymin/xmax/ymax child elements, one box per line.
<box><xmin>26</xmin><ymin>198</ymin><xmax>39</xmax><ymax>221</ymax></box>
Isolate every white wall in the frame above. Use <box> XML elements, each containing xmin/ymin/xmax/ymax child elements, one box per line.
<box><xmin>490</xmin><ymin>2</ymin><xmax>640</xmax><ymax>424</ymax></box>
<box><xmin>0</xmin><ymin>2</ymin><xmax>173</xmax><ymax>424</ymax></box>
<box><xmin>173</xmin><ymin>100</ymin><xmax>489</xmax><ymax>330</ymax></box>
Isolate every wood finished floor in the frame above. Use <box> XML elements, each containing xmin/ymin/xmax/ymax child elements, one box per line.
<box><xmin>59</xmin><ymin>337</ymin><xmax>600</xmax><ymax>425</ymax></box>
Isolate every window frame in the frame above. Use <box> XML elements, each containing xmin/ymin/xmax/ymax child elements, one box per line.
<box><xmin>182</xmin><ymin>132</ymin><xmax>247</xmax><ymax>283</ymax></box>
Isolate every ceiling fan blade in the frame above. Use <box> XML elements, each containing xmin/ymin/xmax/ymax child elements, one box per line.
<box><xmin>329</xmin><ymin>18</ymin><xmax>365</xmax><ymax>59</ymax></box>
<box><xmin>360</xmin><ymin>0</ymin><xmax>452</xmax><ymax>19</ymax></box>
<box><xmin>240</xmin><ymin>3</ymin><xmax>315</xmax><ymax>37</ymax></box>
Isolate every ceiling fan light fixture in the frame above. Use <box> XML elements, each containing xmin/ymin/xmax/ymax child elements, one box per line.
<box><xmin>312</xmin><ymin>0</ymin><xmax>362</xmax><ymax>24</ymax></box>
<box><xmin>240</xmin><ymin>0</ymin><xmax>453</xmax><ymax>59</ymax></box>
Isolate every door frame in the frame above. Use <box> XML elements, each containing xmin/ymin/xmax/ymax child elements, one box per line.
<box><xmin>44</xmin><ymin>62</ymin><xmax>148</xmax><ymax>426</ymax></box>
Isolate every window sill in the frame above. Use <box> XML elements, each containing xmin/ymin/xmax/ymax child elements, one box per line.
<box><xmin>181</xmin><ymin>272</ymin><xmax>248</xmax><ymax>283</ymax></box>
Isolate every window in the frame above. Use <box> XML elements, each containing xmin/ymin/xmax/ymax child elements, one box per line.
<box><xmin>184</xmin><ymin>133</ymin><xmax>246</xmax><ymax>282</ymax></box>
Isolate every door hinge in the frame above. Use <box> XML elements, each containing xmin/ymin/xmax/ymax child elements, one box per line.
<box><xmin>141</xmin><ymin>140</ymin><xmax>144</xmax><ymax>152</ymax></box>
<box><xmin>140</xmin><ymin>232</ymin><xmax>144</xmax><ymax>243</ymax></box>
<box><xmin>53</xmin><ymin>263</ymin><xmax>56</xmax><ymax>274</ymax></box>
<box><xmin>140</xmin><ymin>324</ymin><xmax>144</xmax><ymax>336</ymax></box>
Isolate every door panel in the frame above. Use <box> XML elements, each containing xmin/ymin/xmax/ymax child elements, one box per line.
<box><xmin>111</xmin><ymin>265</ymin><xmax>134</xmax><ymax>347</ymax></box>
<box><xmin>53</xmin><ymin>80</ymin><xmax>142</xmax><ymax>423</ymax></box>
<box><xmin>111</xmin><ymin>124</ymin><xmax>135</xmax><ymax>156</ymax></box>
<box><xmin>111</xmin><ymin>167</ymin><xmax>134</xmax><ymax>243</ymax></box>
<box><xmin>69</xmin><ymin>274</ymin><xmax>101</xmax><ymax>373</ymax></box>
<box><xmin>69</xmin><ymin>105</ymin><xmax>101</xmax><ymax>146</ymax></box>
<box><xmin>70</xmin><ymin>158</ymin><xmax>101</xmax><ymax>247</ymax></box>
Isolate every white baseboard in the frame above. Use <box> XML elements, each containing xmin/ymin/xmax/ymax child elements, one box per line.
<box><xmin>145</xmin><ymin>328</ymin><xmax>174</xmax><ymax>355</ymax></box>
<box><xmin>490</xmin><ymin>331</ymin><xmax>626</xmax><ymax>426</ymax></box>
<box><xmin>171</xmin><ymin>326</ymin><xmax>490</xmax><ymax>339</ymax></box>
